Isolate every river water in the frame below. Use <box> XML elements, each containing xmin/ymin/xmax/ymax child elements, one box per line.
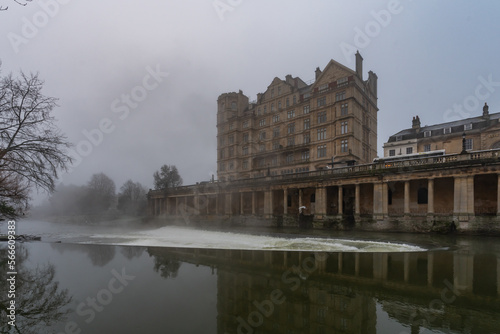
<box><xmin>1</xmin><ymin>219</ymin><xmax>500</xmax><ymax>334</ymax></box>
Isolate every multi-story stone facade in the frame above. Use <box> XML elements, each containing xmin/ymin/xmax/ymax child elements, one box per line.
<box><xmin>383</xmin><ymin>103</ymin><xmax>500</xmax><ymax>157</ymax></box>
<box><xmin>217</xmin><ymin>51</ymin><xmax>378</xmax><ymax>181</ymax></box>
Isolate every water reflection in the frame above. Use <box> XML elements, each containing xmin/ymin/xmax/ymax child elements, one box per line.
<box><xmin>2</xmin><ymin>241</ymin><xmax>499</xmax><ymax>333</ymax></box>
<box><xmin>0</xmin><ymin>245</ymin><xmax>72</xmax><ymax>334</ymax></box>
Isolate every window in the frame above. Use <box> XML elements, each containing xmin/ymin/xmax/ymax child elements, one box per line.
<box><xmin>293</xmin><ymin>96</ymin><xmax>297</xmax><ymax>105</ymax></box>
<box><xmin>263</xmin><ymin>106</ymin><xmax>267</xmax><ymax>113</ymax></box>
<box><xmin>287</xmin><ymin>136</ymin><xmax>295</xmax><ymax>146</ymax></box>
<box><xmin>317</xmin><ymin>128</ymin><xmax>327</xmax><ymax>140</ymax></box>
<box><xmin>389</xmin><ymin>149</ymin><xmax>395</xmax><ymax>156</ymax></box>
<box><xmin>288</xmin><ymin>123</ymin><xmax>295</xmax><ymax>134</ymax></box>
<box><xmin>259</xmin><ymin>131</ymin><xmax>266</xmax><ymax>140</ymax></box>
<box><xmin>465</xmin><ymin>138</ymin><xmax>473</xmax><ymax>151</ymax></box>
<box><xmin>229</xmin><ymin>162</ymin><xmax>234</xmax><ymax>170</ymax></box>
<box><xmin>220</xmin><ymin>149</ymin><xmax>225</xmax><ymax>159</ymax></box>
<box><xmin>286</xmin><ymin>98</ymin><xmax>289</xmax><ymax>107</ymax></box>
<box><xmin>406</xmin><ymin>147</ymin><xmax>413</xmax><ymax>155</ymax></box>
<box><xmin>287</xmin><ymin>110</ymin><xmax>295</xmax><ymax>119</ymax></box>
<box><xmin>243</xmin><ymin>120</ymin><xmax>249</xmax><ymax>128</ymax></box>
<box><xmin>424</xmin><ymin>144</ymin><xmax>431</xmax><ymax>152</ymax></box>
<box><xmin>303</xmin><ymin>105</ymin><xmax>310</xmax><ymax>114</ymax></box>
<box><xmin>243</xmin><ymin>133</ymin><xmax>249</xmax><ymax>142</ymax></box>
<box><xmin>341</xmin><ymin>103</ymin><xmax>348</xmax><ymax>116</ymax></box>
<box><xmin>229</xmin><ymin>135</ymin><xmax>234</xmax><ymax>144</ymax></box>
<box><xmin>341</xmin><ymin>121</ymin><xmax>348</xmax><ymax>134</ymax></box>
<box><xmin>273</xmin><ymin>127</ymin><xmax>280</xmax><ymax>138</ymax></box>
<box><xmin>278</xmin><ymin>86</ymin><xmax>281</xmax><ymax>95</ymax></box>
<box><xmin>220</xmin><ymin>163</ymin><xmax>225</xmax><ymax>171</ymax></box>
<box><xmin>271</xmin><ymin>156</ymin><xmax>278</xmax><ymax>166</ymax></box>
<box><xmin>337</xmin><ymin>77</ymin><xmax>348</xmax><ymax>86</ymax></box>
<box><xmin>443</xmin><ymin>127</ymin><xmax>451</xmax><ymax>134</ymax></box>
<box><xmin>464</xmin><ymin>123</ymin><xmax>472</xmax><ymax>131</ymax></box>
<box><xmin>242</xmin><ymin>160</ymin><xmax>248</xmax><ymax>170</ymax></box>
<box><xmin>259</xmin><ymin>118</ymin><xmax>266</xmax><ymax>126</ymax></box>
<box><xmin>258</xmin><ymin>159</ymin><xmax>265</xmax><ymax>167</ymax></box>
<box><xmin>317</xmin><ymin>145</ymin><xmax>327</xmax><ymax>158</ymax></box>
<box><xmin>271</xmin><ymin>103</ymin><xmax>275</xmax><ymax>112</ymax></box>
<box><xmin>229</xmin><ymin>123</ymin><xmax>234</xmax><ymax>130</ymax></box>
<box><xmin>271</xmin><ymin>88</ymin><xmax>274</xmax><ymax>98</ymax></box>
<box><xmin>336</xmin><ymin>91</ymin><xmax>346</xmax><ymax>101</ymax></box>
<box><xmin>228</xmin><ymin>147</ymin><xmax>234</xmax><ymax>157</ymax></box>
<box><xmin>242</xmin><ymin>146</ymin><xmax>248</xmax><ymax>155</ymax></box>
<box><xmin>272</xmin><ymin>115</ymin><xmax>280</xmax><ymax>123</ymax></box>
<box><xmin>318</xmin><ymin>111</ymin><xmax>326</xmax><ymax>124</ymax></box>
<box><xmin>341</xmin><ymin>140</ymin><xmax>348</xmax><ymax>153</ymax></box>
<box><xmin>231</xmin><ymin>101</ymin><xmax>237</xmax><ymax>110</ymax></box>
<box><xmin>319</xmin><ymin>84</ymin><xmax>328</xmax><ymax>92</ymax></box>
<box><xmin>304</xmin><ymin>118</ymin><xmax>310</xmax><ymax>130</ymax></box>
<box><xmin>303</xmin><ymin>133</ymin><xmax>310</xmax><ymax>144</ymax></box>
<box><xmin>219</xmin><ymin>137</ymin><xmax>225</xmax><ymax>146</ymax></box>
<box><xmin>259</xmin><ymin>144</ymin><xmax>265</xmax><ymax>152</ymax></box>
<box><xmin>317</xmin><ymin>97</ymin><xmax>326</xmax><ymax>107</ymax></box>
<box><xmin>286</xmin><ymin>153</ymin><xmax>294</xmax><ymax>163</ymax></box>
<box><xmin>396</xmin><ymin>135</ymin><xmax>402</xmax><ymax>141</ymax></box>
<box><xmin>272</xmin><ymin>141</ymin><xmax>280</xmax><ymax>150</ymax></box>
<box><xmin>424</xmin><ymin>131</ymin><xmax>431</xmax><ymax>137</ymax></box>
<box><xmin>302</xmin><ymin>150</ymin><xmax>310</xmax><ymax>161</ymax></box>
<box><xmin>278</xmin><ymin>101</ymin><xmax>282</xmax><ymax>110</ymax></box>
<box><xmin>303</xmin><ymin>92</ymin><xmax>311</xmax><ymax>99</ymax></box>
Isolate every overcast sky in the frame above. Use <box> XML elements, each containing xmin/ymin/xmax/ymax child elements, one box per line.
<box><xmin>1</xmin><ymin>0</ymin><xmax>500</xmax><ymax>197</ymax></box>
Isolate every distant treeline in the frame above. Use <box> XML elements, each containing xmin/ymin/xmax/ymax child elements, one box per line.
<box><xmin>33</xmin><ymin>173</ymin><xmax>148</xmax><ymax>219</ymax></box>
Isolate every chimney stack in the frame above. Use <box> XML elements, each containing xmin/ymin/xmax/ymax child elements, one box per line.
<box><xmin>355</xmin><ymin>51</ymin><xmax>363</xmax><ymax>80</ymax></box>
<box><xmin>315</xmin><ymin>67</ymin><xmax>322</xmax><ymax>80</ymax></box>
<box><xmin>412</xmin><ymin>115</ymin><xmax>421</xmax><ymax>129</ymax></box>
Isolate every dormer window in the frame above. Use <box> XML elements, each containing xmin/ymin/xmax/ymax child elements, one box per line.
<box><xmin>396</xmin><ymin>135</ymin><xmax>402</xmax><ymax>141</ymax></box>
<box><xmin>464</xmin><ymin>123</ymin><xmax>472</xmax><ymax>131</ymax></box>
<box><xmin>424</xmin><ymin>131</ymin><xmax>431</xmax><ymax>137</ymax></box>
<box><xmin>443</xmin><ymin>127</ymin><xmax>451</xmax><ymax>134</ymax></box>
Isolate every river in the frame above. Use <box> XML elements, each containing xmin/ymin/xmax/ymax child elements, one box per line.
<box><xmin>1</xmin><ymin>219</ymin><xmax>500</xmax><ymax>333</ymax></box>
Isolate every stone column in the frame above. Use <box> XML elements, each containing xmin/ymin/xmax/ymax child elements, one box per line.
<box><xmin>194</xmin><ymin>194</ymin><xmax>200</xmax><ymax>215</ymax></box>
<box><xmin>175</xmin><ymin>197</ymin><xmax>179</xmax><ymax>215</ymax></box>
<box><xmin>428</xmin><ymin>178</ymin><xmax>435</xmax><ymax>214</ymax></box>
<box><xmin>215</xmin><ymin>195</ymin><xmax>219</xmax><ymax>215</ymax></box>
<box><xmin>264</xmin><ymin>190</ymin><xmax>273</xmax><ymax>219</ymax></box>
<box><xmin>404</xmin><ymin>181</ymin><xmax>410</xmax><ymax>215</ymax></box>
<box><xmin>316</xmin><ymin>187</ymin><xmax>327</xmax><ymax>218</ymax></box>
<box><xmin>454</xmin><ymin>176</ymin><xmax>474</xmax><ymax>218</ymax></box>
<box><xmin>252</xmin><ymin>192</ymin><xmax>256</xmax><ymax>215</ymax></box>
<box><xmin>240</xmin><ymin>192</ymin><xmax>244</xmax><ymax>215</ymax></box>
<box><xmin>225</xmin><ymin>193</ymin><xmax>232</xmax><ymax>215</ymax></box>
<box><xmin>355</xmin><ymin>184</ymin><xmax>360</xmax><ymax>215</ymax></box>
<box><xmin>299</xmin><ymin>188</ymin><xmax>303</xmax><ymax>208</ymax></box>
<box><xmin>497</xmin><ymin>174</ymin><xmax>500</xmax><ymax>215</ymax></box>
<box><xmin>338</xmin><ymin>186</ymin><xmax>343</xmax><ymax>215</ymax></box>
<box><xmin>467</xmin><ymin>176</ymin><xmax>474</xmax><ymax>215</ymax></box>
<box><xmin>283</xmin><ymin>188</ymin><xmax>288</xmax><ymax>215</ymax></box>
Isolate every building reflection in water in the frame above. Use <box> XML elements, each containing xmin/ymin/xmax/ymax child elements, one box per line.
<box><xmin>148</xmin><ymin>247</ymin><xmax>500</xmax><ymax>334</ymax></box>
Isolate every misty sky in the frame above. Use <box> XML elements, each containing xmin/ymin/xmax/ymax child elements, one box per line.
<box><xmin>1</xmin><ymin>0</ymin><xmax>500</xmax><ymax>199</ymax></box>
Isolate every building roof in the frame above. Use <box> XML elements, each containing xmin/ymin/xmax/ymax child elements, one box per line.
<box><xmin>386</xmin><ymin>111</ymin><xmax>500</xmax><ymax>143</ymax></box>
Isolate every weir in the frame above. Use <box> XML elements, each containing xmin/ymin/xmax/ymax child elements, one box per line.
<box><xmin>147</xmin><ymin>149</ymin><xmax>500</xmax><ymax>234</ymax></box>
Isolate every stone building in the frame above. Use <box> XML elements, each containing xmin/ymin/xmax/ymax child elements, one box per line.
<box><xmin>383</xmin><ymin>103</ymin><xmax>500</xmax><ymax>157</ymax></box>
<box><xmin>217</xmin><ymin>51</ymin><xmax>378</xmax><ymax>181</ymax></box>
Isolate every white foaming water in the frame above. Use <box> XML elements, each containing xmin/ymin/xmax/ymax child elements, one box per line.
<box><xmin>88</xmin><ymin>226</ymin><xmax>426</xmax><ymax>252</ymax></box>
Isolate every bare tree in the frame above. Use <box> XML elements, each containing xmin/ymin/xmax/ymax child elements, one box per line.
<box><xmin>153</xmin><ymin>164</ymin><xmax>183</xmax><ymax>191</ymax></box>
<box><xmin>0</xmin><ymin>0</ymin><xmax>32</xmax><ymax>11</ymax></box>
<box><xmin>117</xmin><ymin>179</ymin><xmax>147</xmax><ymax>215</ymax></box>
<box><xmin>0</xmin><ymin>70</ymin><xmax>72</xmax><ymax>219</ymax></box>
<box><xmin>83</xmin><ymin>173</ymin><xmax>116</xmax><ymax>214</ymax></box>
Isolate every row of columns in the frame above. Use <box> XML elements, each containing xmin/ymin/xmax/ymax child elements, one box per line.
<box><xmin>153</xmin><ymin>174</ymin><xmax>500</xmax><ymax>218</ymax></box>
